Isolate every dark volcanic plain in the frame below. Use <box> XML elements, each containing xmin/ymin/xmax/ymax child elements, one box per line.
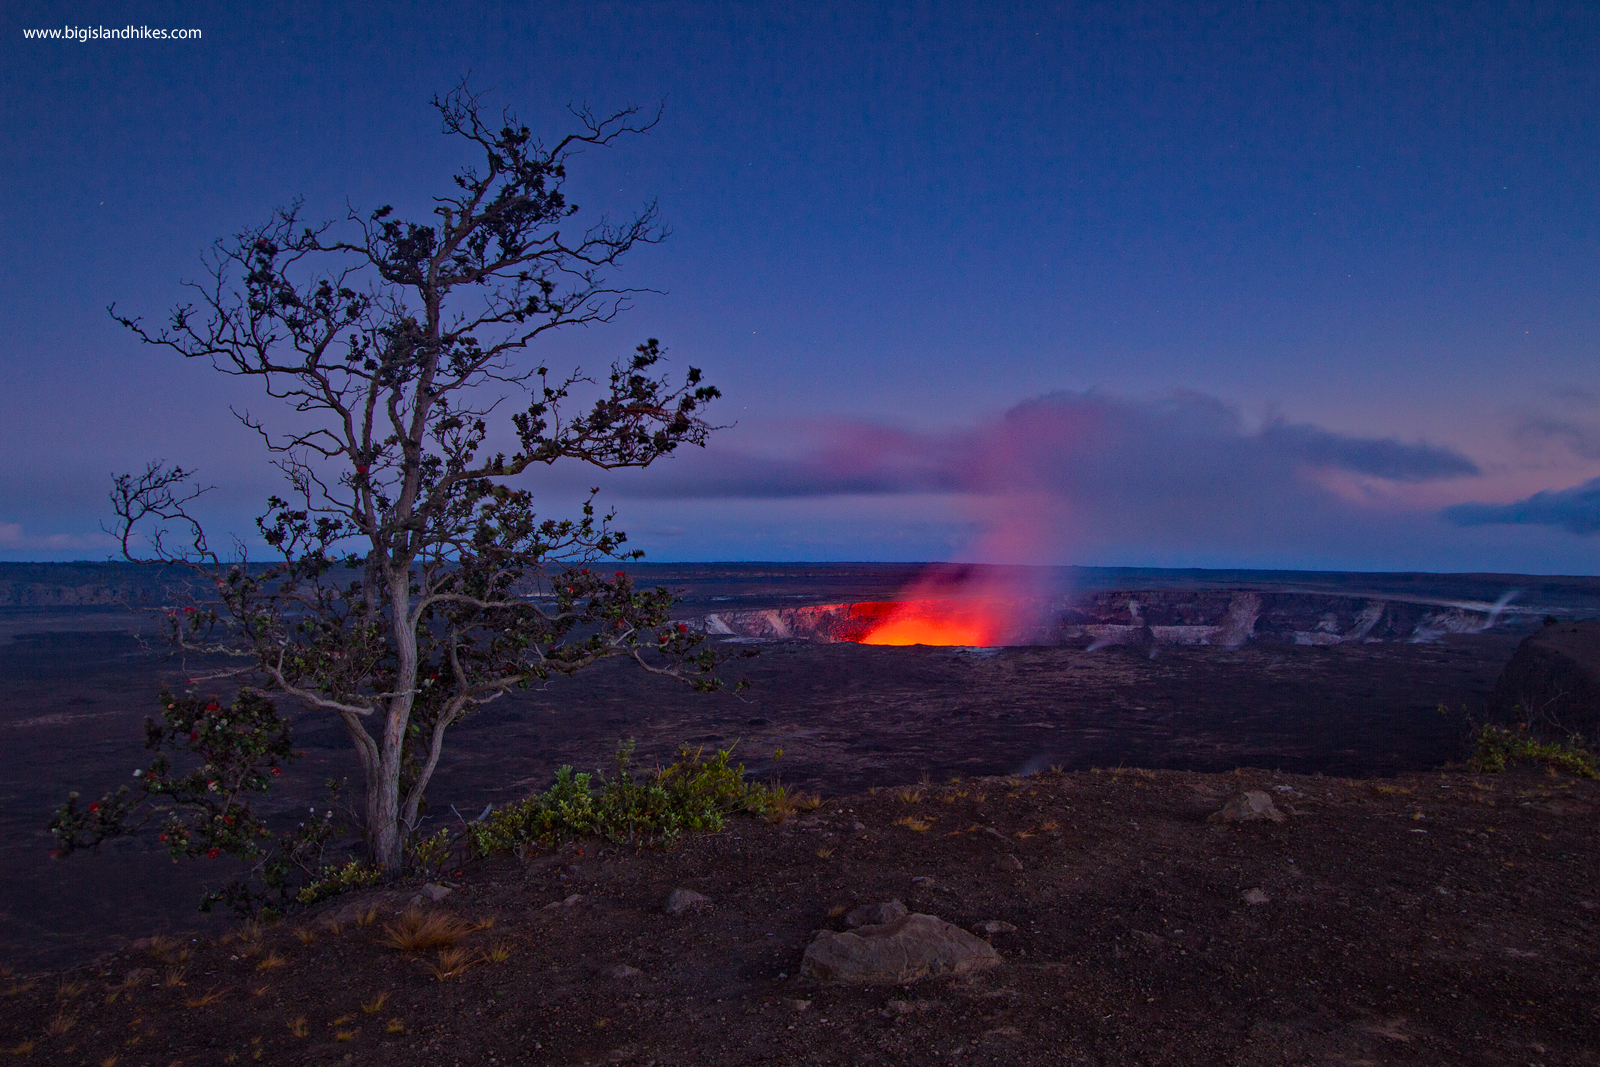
<box><xmin>0</xmin><ymin>564</ymin><xmax>1596</xmax><ymax>1065</ymax></box>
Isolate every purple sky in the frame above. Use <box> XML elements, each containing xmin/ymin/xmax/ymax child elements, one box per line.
<box><xmin>4</xmin><ymin>1</ymin><xmax>1600</xmax><ymax>572</ymax></box>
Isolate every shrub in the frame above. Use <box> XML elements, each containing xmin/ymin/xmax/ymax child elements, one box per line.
<box><xmin>467</xmin><ymin>741</ymin><xmax>777</xmax><ymax>854</ymax></box>
<box><xmin>1470</xmin><ymin>723</ymin><xmax>1596</xmax><ymax>778</ymax></box>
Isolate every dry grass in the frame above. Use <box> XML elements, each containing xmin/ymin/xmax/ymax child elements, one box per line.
<box><xmin>8</xmin><ymin>1039</ymin><xmax>35</xmax><ymax>1055</ymax></box>
<box><xmin>826</xmin><ymin>904</ymin><xmax>848</xmax><ymax>918</ymax></box>
<box><xmin>45</xmin><ymin>1011</ymin><xmax>75</xmax><ymax>1036</ymax></box>
<box><xmin>471</xmin><ymin>917</ymin><xmax>496</xmax><ymax>931</ymax></box>
<box><xmin>484</xmin><ymin>941</ymin><xmax>514</xmax><ymax>963</ymax></box>
<box><xmin>386</xmin><ymin>1018</ymin><xmax>405</xmax><ymax>1034</ymax></box>
<box><xmin>184</xmin><ymin>985</ymin><xmax>232</xmax><ymax>1008</ymax></box>
<box><xmin>292</xmin><ymin>927</ymin><xmax>317</xmax><ymax>945</ymax></box>
<box><xmin>894</xmin><ymin>815</ymin><xmax>934</xmax><ymax>832</ymax></box>
<box><xmin>286</xmin><ymin>1016</ymin><xmax>309</xmax><ymax>1038</ymax></box>
<box><xmin>162</xmin><ymin>966</ymin><xmax>187</xmax><ymax>989</ymax></box>
<box><xmin>379</xmin><ymin>906</ymin><xmax>474</xmax><ymax>953</ymax></box>
<box><xmin>99</xmin><ymin>1055</ymin><xmax>118</xmax><ymax>1067</ymax></box>
<box><xmin>56</xmin><ymin>980</ymin><xmax>85</xmax><ymax>1000</ymax></box>
<box><xmin>423</xmin><ymin>946</ymin><xmax>475</xmax><ymax>980</ymax></box>
<box><xmin>355</xmin><ymin>906</ymin><xmax>381</xmax><ymax>927</ymax></box>
<box><xmin>255</xmin><ymin>951</ymin><xmax>288</xmax><ymax>972</ymax></box>
<box><xmin>814</xmin><ymin>846</ymin><xmax>835</xmax><ymax>859</ymax></box>
<box><xmin>5</xmin><ymin>979</ymin><xmax>36</xmax><ymax>998</ymax></box>
<box><xmin>361</xmin><ymin>991</ymin><xmax>390</xmax><ymax>1014</ymax></box>
<box><xmin>1039</xmin><ymin>819</ymin><xmax>1060</xmax><ymax>832</ymax></box>
<box><xmin>335</xmin><ymin>1027</ymin><xmax>360</xmax><ymax>1042</ymax></box>
<box><xmin>896</xmin><ymin>787</ymin><xmax>924</xmax><ymax>804</ymax></box>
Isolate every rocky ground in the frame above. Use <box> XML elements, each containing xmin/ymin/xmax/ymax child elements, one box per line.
<box><xmin>4</xmin><ymin>762</ymin><xmax>1597</xmax><ymax>1066</ymax></box>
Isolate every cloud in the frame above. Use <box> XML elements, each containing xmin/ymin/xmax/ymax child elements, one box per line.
<box><xmin>1442</xmin><ymin>477</ymin><xmax>1600</xmax><ymax>536</ymax></box>
<box><xmin>580</xmin><ymin>389</ymin><xmax>1490</xmax><ymax>566</ymax></box>
<box><xmin>0</xmin><ymin>521</ymin><xmax>117</xmax><ymax>556</ymax></box>
<box><xmin>617</xmin><ymin>389</ymin><xmax>1479</xmax><ymax>502</ymax></box>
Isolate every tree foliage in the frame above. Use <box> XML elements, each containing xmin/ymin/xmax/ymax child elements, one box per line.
<box><xmin>59</xmin><ymin>84</ymin><xmax>746</xmax><ymax>877</ymax></box>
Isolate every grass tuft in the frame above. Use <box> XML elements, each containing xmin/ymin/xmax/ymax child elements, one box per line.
<box><xmin>423</xmin><ymin>946</ymin><xmax>474</xmax><ymax>980</ymax></box>
<box><xmin>162</xmin><ymin>966</ymin><xmax>187</xmax><ymax>989</ymax></box>
<box><xmin>292</xmin><ymin>927</ymin><xmax>317</xmax><ymax>945</ymax></box>
<box><xmin>484</xmin><ymin>942</ymin><xmax>513</xmax><ymax>963</ymax></box>
<box><xmin>184</xmin><ymin>985</ymin><xmax>232</xmax><ymax>1008</ymax></box>
<box><xmin>386</xmin><ymin>1018</ymin><xmax>405</xmax><ymax>1034</ymax></box>
<box><xmin>45</xmin><ymin>1012</ymin><xmax>74</xmax><ymax>1037</ymax></box>
<box><xmin>379</xmin><ymin>906</ymin><xmax>474</xmax><ymax>953</ymax></box>
<box><xmin>894</xmin><ymin>815</ymin><xmax>934</xmax><ymax>832</ymax></box>
<box><xmin>360</xmin><ymin>991</ymin><xmax>390</xmax><ymax>1014</ymax></box>
<box><xmin>255</xmin><ymin>951</ymin><xmax>287</xmax><ymax>972</ymax></box>
<box><xmin>286</xmin><ymin>1016</ymin><xmax>308</xmax><ymax>1038</ymax></box>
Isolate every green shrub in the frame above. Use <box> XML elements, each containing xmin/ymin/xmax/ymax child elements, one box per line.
<box><xmin>1470</xmin><ymin>723</ymin><xmax>1596</xmax><ymax>778</ymax></box>
<box><xmin>467</xmin><ymin>741</ymin><xmax>777</xmax><ymax>855</ymax></box>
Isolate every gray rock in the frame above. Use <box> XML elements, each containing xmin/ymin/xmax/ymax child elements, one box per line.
<box><xmin>845</xmin><ymin>899</ymin><xmax>908</xmax><ymax>928</ymax></box>
<box><xmin>971</xmin><ymin>920</ymin><xmax>1017</xmax><ymax>936</ymax></box>
<box><xmin>606</xmin><ymin>964</ymin><xmax>642</xmax><ymax>979</ymax></box>
<box><xmin>995</xmin><ymin>854</ymin><xmax>1023</xmax><ymax>872</ymax></box>
<box><xmin>1242</xmin><ymin>888</ymin><xmax>1270</xmax><ymax>905</ymax></box>
<box><xmin>800</xmin><ymin>913</ymin><xmax>1001</xmax><ymax>984</ymax></box>
<box><xmin>418</xmin><ymin>883</ymin><xmax>452</xmax><ymax>902</ymax></box>
<box><xmin>663</xmin><ymin>888</ymin><xmax>711</xmax><ymax>916</ymax></box>
<box><xmin>543</xmin><ymin>893</ymin><xmax>585</xmax><ymax>911</ymax></box>
<box><xmin>1208</xmin><ymin>791</ymin><xmax>1287</xmax><ymax>824</ymax></box>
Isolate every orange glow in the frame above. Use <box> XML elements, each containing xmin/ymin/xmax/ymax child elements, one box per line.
<box><xmin>859</xmin><ymin>600</ymin><xmax>1006</xmax><ymax>646</ymax></box>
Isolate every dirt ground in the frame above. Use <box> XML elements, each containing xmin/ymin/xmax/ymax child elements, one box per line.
<box><xmin>3</xmin><ymin>763</ymin><xmax>1597</xmax><ymax>1066</ymax></box>
<box><xmin>1</xmin><ymin>614</ymin><xmax>1524</xmax><ymax>971</ymax></box>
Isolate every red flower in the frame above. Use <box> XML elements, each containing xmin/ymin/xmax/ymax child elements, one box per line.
<box><xmin>206</xmin><ymin>848</ymin><xmax>220</xmax><ymax>859</ymax></box>
<box><xmin>88</xmin><ymin>802</ymin><xmax>100</xmax><ymax>813</ymax></box>
<box><xmin>158</xmin><ymin>834</ymin><xmax>168</xmax><ymax>842</ymax></box>
<box><xmin>205</xmin><ymin>702</ymin><xmax>220</xmax><ymax>713</ymax></box>
<box><xmin>224</xmin><ymin>815</ymin><xmax>234</xmax><ymax>824</ymax></box>
<box><xmin>676</xmin><ymin>623</ymin><xmax>688</xmax><ymax>633</ymax></box>
<box><xmin>182</xmin><ymin>606</ymin><xmax>197</xmax><ymax>614</ymax></box>
<box><xmin>49</xmin><ymin>849</ymin><xmax>64</xmax><ymax>859</ymax></box>
<box><xmin>615</xmin><ymin>571</ymin><xmax>625</xmax><ymax>579</ymax></box>
<box><xmin>189</xmin><ymin>730</ymin><xmax>199</xmax><ymax>742</ymax></box>
<box><xmin>270</xmin><ymin>767</ymin><xmax>282</xmax><ymax>776</ymax></box>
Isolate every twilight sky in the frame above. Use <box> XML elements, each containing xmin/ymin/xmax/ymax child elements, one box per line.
<box><xmin>4</xmin><ymin>0</ymin><xmax>1599</xmax><ymax>572</ymax></box>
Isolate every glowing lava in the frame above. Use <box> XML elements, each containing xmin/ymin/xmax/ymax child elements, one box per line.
<box><xmin>859</xmin><ymin>600</ymin><xmax>1006</xmax><ymax>646</ymax></box>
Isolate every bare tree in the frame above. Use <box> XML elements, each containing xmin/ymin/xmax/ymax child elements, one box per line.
<box><xmin>106</xmin><ymin>85</ymin><xmax>734</xmax><ymax>870</ymax></box>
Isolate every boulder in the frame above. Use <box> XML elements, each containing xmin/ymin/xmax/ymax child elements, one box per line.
<box><xmin>800</xmin><ymin>913</ymin><xmax>1000</xmax><ymax>984</ymax></box>
<box><xmin>1208</xmin><ymin>791</ymin><xmax>1286</xmax><ymax>824</ymax></box>
<box><xmin>970</xmin><ymin>920</ymin><xmax>1017</xmax><ymax>936</ymax></box>
<box><xmin>845</xmin><ymin>899</ymin><xmax>908</xmax><ymax>928</ymax></box>
<box><xmin>1489</xmin><ymin>621</ymin><xmax>1600</xmax><ymax>745</ymax></box>
<box><xmin>995</xmin><ymin>854</ymin><xmax>1023</xmax><ymax>872</ymax></box>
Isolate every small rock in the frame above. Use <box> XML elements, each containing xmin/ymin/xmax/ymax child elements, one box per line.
<box><xmin>1242</xmin><ymin>888</ymin><xmax>1270</xmax><ymax>905</ymax></box>
<box><xmin>543</xmin><ymin>893</ymin><xmax>586</xmax><ymax>911</ymax></box>
<box><xmin>1209</xmin><ymin>791</ymin><xmax>1287</xmax><ymax>824</ymax></box>
<box><xmin>800</xmin><ymin>913</ymin><xmax>1001</xmax><ymax>984</ymax></box>
<box><xmin>845</xmin><ymin>899</ymin><xmax>908</xmax><ymax>928</ymax></box>
<box><xmin>970</xmin><ymin>920</ymin><xmax>1017</xmax><ymax>937</ymax></box>
<box><xmin>663</xmin><ymin>888</ymin><xmax>711</xmax><ymax>916</ymax></box>
<box><xmin>785</xmin><ymin>998</ymin><xmax>811</xmax><ymax>1011</ymax></box>
<box><xmin>123</xmin><ymin>967</ymin><xmax>155</xmax><ymax>983</ymax></box>
<box><xmin>852</xmin><ymin>822</ymin><xmax>867</xmax><ymax>833</ymax></box>
<box><xmin>884</xmin><ymin>998</ymin><xmax>938</xmax><ymax>1015</ymax></box>
<box><xmin>418</xmin><ymin>883</ymin><xmax>452</xmax><ymax>902</ymax></box>
<box><xmin>981</xmin><ymin>826</ymin><xmax>1007</xmax><ymax>840</ymax></box>
<box><xmin>606</xmin><ymin>964</ymin><xmax>642</xmax><ymax>979</ymax></box>
<box><xmin>995</xmin><ymin>854</ymin><xmax>1023</xmax><ymax>872</ymax></box>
